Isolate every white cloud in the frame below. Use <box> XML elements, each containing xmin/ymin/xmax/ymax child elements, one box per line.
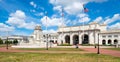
<box><xmin>109</xmin><ymin>23</ymin><xmax>120</xmax><ymax>29</ymax></box>
<box><xmin>77</xmin><ymin>13</ymin><xmax>88</xmax><ymax>18</ymax></box>
<box><xmin>79</xmin><ymin>17</ymin><xmax>90</xmax><ymax>23</ymax></box>
<box><xmin>64</xmin><ymin>2</ymin><xmax>83</xmax><ymax>15</ymax></box>
<box><xmin>41</xmin><ymin>16</ymin><xmax>66</xmax><ymax>27</ymax></box>
<box><xmin>30</xmin><ymin>1</ymin><xmax>37</xmax><ymax>8</ymax></box>
<box><xmin>42</xmin><ymin>29</ymin><xmax>57</xmax><ymax>34</ymax></box>
<box><xmin>50</xmin><ymin>0</ymin><xmax>108</xmax><ymax>15</ymax></box>
<box><xmin>71</xmin><ymin>20</ymin><xmax>78</xmax><ymax>25</ymax></box>
<box><xmin>93</xmin><ymin>16</ymin><xmax>103</xmax><ymax>22</ymax></box>
<box><xmin>35</xmin><ymin>12</ymin><xmax>44</xmax><ymax>16</ymax></box>
<box><xmin>6</xmin><ymin>10</ymin><xmax>26</xmax><ymax>26</ymax></box>
<box><xmin>53</xmin><ymin>6</ymin><xmax>62</xmax><ymax>12</ymax></box>
<box><xmin>104</xmin><ymin>14</ymin><xmax>120</xmax><ymax>24</ymax></box>
<box><xmin>6</xmin><ymin>10</ymin><xmax>38</xmax><ymax>30</ymax></box>
<box><xmin>18</xmin><ymin>22</ymin><xmax>38</xmax><ymax>29</ymax></box>
<box><xmin>0</xmin><ymin>23</ymin><xmax>14</xmax><ymax>32</ymax></box>
<box><xmin>77</xmin><ymin>13</ymin><xmax>90</xmax><ymax>23</ymax></box>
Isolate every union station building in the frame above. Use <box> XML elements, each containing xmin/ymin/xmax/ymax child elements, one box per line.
<box><xmin>56</xmin><ymin>22</ymin><xmax>120</xmax><ymax>45</ymax></box>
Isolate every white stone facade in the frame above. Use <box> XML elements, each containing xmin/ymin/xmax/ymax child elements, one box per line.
<box><xmin>57</xmin><ymin>22</ymin><xmax>120</xmax><ymax>45</ymax></box>
<box><xmin>14</xmin><ymin>22</ymin><xmax>120</xmax><ymax>47</ymax></box>
<box><xmin>99</xmin><ymin>30</ymin><xmax>120</xmax><ymax>45</ymax></box>
<box><xmin>18</xmin><ymin>25</ymin><xmax>57</xmax><ymax>47</ymax></box>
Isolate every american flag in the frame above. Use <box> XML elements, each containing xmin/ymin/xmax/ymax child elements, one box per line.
<box><xmin>61</xmin><ymin>8</ymin><xmax>64</xmax><ymax>17</ymax></box>
<box><xmin>83</xmin><ymin>4</ymin><xmax>88</xmax><ymax>12</ymax></box>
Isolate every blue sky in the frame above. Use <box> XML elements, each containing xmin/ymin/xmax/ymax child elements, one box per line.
<box><xmin>0</xmin><ymin>0</ymin><xmax>120</xmax><ymax>36</ymax></box>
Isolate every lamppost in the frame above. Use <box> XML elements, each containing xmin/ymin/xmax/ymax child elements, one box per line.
<box><xmin>44</xmin><ymin>34</ymin><xmax>51</xmax><ymax>50</ymax></box>
<box><xmin>97</xmin><ymin>33</ymin><xmax>100</xmax><ymax>54</ymax></box>
<box><xmin>6</xmin><ymin>31</ymin><xmax>9</xmax><ymax>50</ymax></box>
<box><xmin>49</xmin><ymin>35</ymin><xmax>52</xmax><ymax>48</ymax></box>
<box><xmin>6</xmin><ymin>37</ymin><xmax>8</xmax><ymax>50</ymax></box>
<box><xmin>94</xmin><ymin>29</ymin><xmax>96</xmax><ymax>48</ymax></box>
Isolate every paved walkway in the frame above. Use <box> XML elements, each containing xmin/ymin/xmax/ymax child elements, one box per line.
<box><xmin>81</xmin><ymin>48</ymin><xmax>120</xmax><ymax>57</ymax></box>
<box><xmin>0</xmin><ymin>46</ymin><xmax>120</xmax><ymax>57</ymax></box>
<box><xmin>0</xmin><ymin>47</ymin><xmax>89</xmax><ymax>54</ymax></box>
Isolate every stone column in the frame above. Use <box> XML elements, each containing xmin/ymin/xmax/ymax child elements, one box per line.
<box><xmin>70</xmin><ymin>34</ymin><xmax>73</xmax><ymax>45</ymax></box>
<box><xmin>106</xmin><ymin>39</ymin><xmax>108</xmax><ymax>45</ymax></box>
<box><xmin>89</xmin><ymin>32</ymin><xmax>94</xmax><ymax>44</ymax></box>
<box><xmin>79</xmin><ymin>33</ymin><xmax>82</xmax><ymax>44</ymax></box>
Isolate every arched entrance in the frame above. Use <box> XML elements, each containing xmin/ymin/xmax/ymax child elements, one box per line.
<box><xmin>102</xmin><ymin>39</ymin><xmax>106</xmax><ymax>45</ymax></box>
<box><xmin>65</xmin><ymin>35</ymin><xmax>70</xmax><ymax>44</ymax></box>
<box><xmin>114</xmin><ymin>39</ymin><xmax>118</xmax><ymax>44</ymax></box>
<box><xmin>82</xmin><ymin>34</ymin><xmax>89</xmax><ymax>44</ymax></box>
<box><xmin>108</xmin><ymin>39</ymin><xmax>112</xmax><ymax>45</ymax></box>
<box><xmin>73</xmin><ymin>35</ymin><xmax>79</xmax><ymax>45</ymax></box>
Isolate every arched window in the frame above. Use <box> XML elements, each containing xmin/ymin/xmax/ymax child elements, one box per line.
<box><xmin>65</xmin><ymin>35</ymin><xmax>70</xmax><ymax>44</ymax></box>
<box><xmin>108</xmin><ymin>39</ymin><xmax>112</xmax><ymax>44</ymax></box>
<box><xmin>102</xmin><ymin>39</ymin><xmax>106</xmax><ymax>45</ymax></box>
<box><xmin>82</xmin><ymin>34</ymin><xmax>89</xmax><ymax>44</ymax></box>
<box><xmin>73</xmin><ymin>35</ymin><xmax>79</xmax><ymax>45</ymax></box>
<box><xmin>114</xmin><ymin>39</ymin><xmax>118</xmax><ymax>44</ymax></box>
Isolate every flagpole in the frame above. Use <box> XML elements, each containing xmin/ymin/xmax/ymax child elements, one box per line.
<box><xmin>83</xmin><ymin>5</ymin><xmax>85</xmax><ymax>44</ymax></box>
<box><xmin>61</xmin><ymin>8</ymin><xmax>64</xmax><ymax>44</ymax></box>
<box><xmin>45</xmin><ymin>11</ymin><xmax>48</xmax><ymax>50</ymax></box>
<box><xmin>82</xmin><ymin>4</ymin><xmax>88</xmax><ymax>44</ymax></box>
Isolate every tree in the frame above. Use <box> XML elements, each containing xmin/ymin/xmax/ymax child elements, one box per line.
<box><xmin>13</xmin><ymin>39</ymin><xmax>18</xmax><ymax>45</ymax></box>
<box><xmin>0</xmin><ymin>38</ymin><xmax>3</xmax><ymax>44</ymax></box>
<box><xmin>5</xmin><ymin>40</ymin><xmax>8</xmax><ymax>44</ymax></box>
<box><xmin>8</xmin><ymin>41</ymin><xmax>12</xmax><ymax>44</ymax></box>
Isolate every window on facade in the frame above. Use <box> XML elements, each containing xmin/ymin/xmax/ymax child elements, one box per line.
<box><xmin>108</xmin><ymin>40</ymin><xmax>112</xmax><ymax>44</ymax></box>
<box><xmin>108</xmin><ymin>35</ymin><xmax>112</xmax><ymax>38</ymax></box>
<box><xmin>102</xmin><ymin>36</ymin><xmax>106</xmax><ymax>38</ymax></box>
<box><xmin>114</xmin><ymin>35</ymin><xmax>118</xmax><ymax>37</ymax></box>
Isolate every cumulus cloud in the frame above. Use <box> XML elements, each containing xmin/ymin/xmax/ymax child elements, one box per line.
<box><xmin>53</xmin><ymin>5</ymin><xmax>62</xmax><ymax>12</ymax></box>
<box><xmin>77</xmin><ymin>13</ymin><xmax>90</xmax><ymax>23</ymax></box>
<box><xmin>6</xmin><ymin>10</ymin><xmax>26</xmax><ymax>26</ymax></box>
<box><xmin>77</xmin><ymin>13</ymin><xmax>88</xmax><ymax>18</ymax></box>
<box><xmin>93</xmin><ymin>16</ymin><xmax>103</xmax><ymax>23</ymax></box>
<box><xmin>0</xmin><ymin>23</ymin><xmax>14</xmax><ymax>31</ymax></box>
<box><xmin>104</xmin><ymin>14</ymin><xmax>120</xmax><ymax>24</ymax></box>
<box><xmin>109</xmin><ymin>23</ymin><xmax>120</xmax><ymax>29</ymax></box>
<box><xmin>41</xmin><ymin>16</ymin><xmax>66</xmax><ymax>27</ymax></box>
<box><xmin>6</xmin><ymin>10</ymin><xmax>38</xmax><ymax>29</ymax></box>
<box><xmin>30</xmin><ymin>1</ymin><xmax>37</xmax><ymax>8</ymax></box>
<box><xmin>79</xmin><ymin>17</ymin><xmax>90</xmax><ymax>23</ymax></box>
<box><xmin>50</xmin><ymin>0</ymin><xmax>108</xmax><ymax>15</ymax></box>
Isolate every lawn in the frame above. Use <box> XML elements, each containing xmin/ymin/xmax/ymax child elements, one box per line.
<box><xmin>0</xmin><ymin>44</ymin><xmax>12</xmax><ymax>47</ymax></box>
<box><xmin>0</xmin><ymin>52</ymin><xmax>120</xmax><ymax>62</ymax></box>
<box><xmin>15</xmin><ymin>48</ymin><xmax>83</xmax><ymax>51</ymax></box>
<box><xmin>105</xmin><ymin>48</ymin><xmax>120</xmax><ymax>51</ymax></box>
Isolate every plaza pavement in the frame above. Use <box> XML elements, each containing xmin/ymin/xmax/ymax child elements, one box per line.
<box><xmin>0</xmin><ymin>46</ymin><xmax>120</xmax><ymax>57</ymax></box>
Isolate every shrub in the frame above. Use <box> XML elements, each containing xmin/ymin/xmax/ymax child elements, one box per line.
<box><xmin>13</xmin><ymin>39</ymin><xmax>18</xmax><ymax>45</ymax></box>
<box><xmin>59</xmin><ymin>43</ymin><xmax>72</xmax><ymax>46</ymax></box>
<box><xmin>0</xmin><ymin>38</ymin><xmax>3</xmax><ymax>44</ymax></box>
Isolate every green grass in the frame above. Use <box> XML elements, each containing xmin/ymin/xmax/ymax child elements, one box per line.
<box><xmin>15</xmin><ymin>48</ymin><xmax>83</xmax><ymax>51</ymax></box>
<box><xmin>0</xmin><ymin>44</ymin><xmax>9</xmax><ymax>47</ymax></box>
<box><xmin>105</xmin><ymin>48</ymin><xmax>120</xmax><ymax>51</ymax></box>
<box><xmin>0</xmin><ymin>52</ymin><xmax>120</xmax><ymax>62</ymax></box>
<box><xmin>58</xmin><ymin>43</ymin><xmax>72</xmax><ymax>46</ymax></box>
